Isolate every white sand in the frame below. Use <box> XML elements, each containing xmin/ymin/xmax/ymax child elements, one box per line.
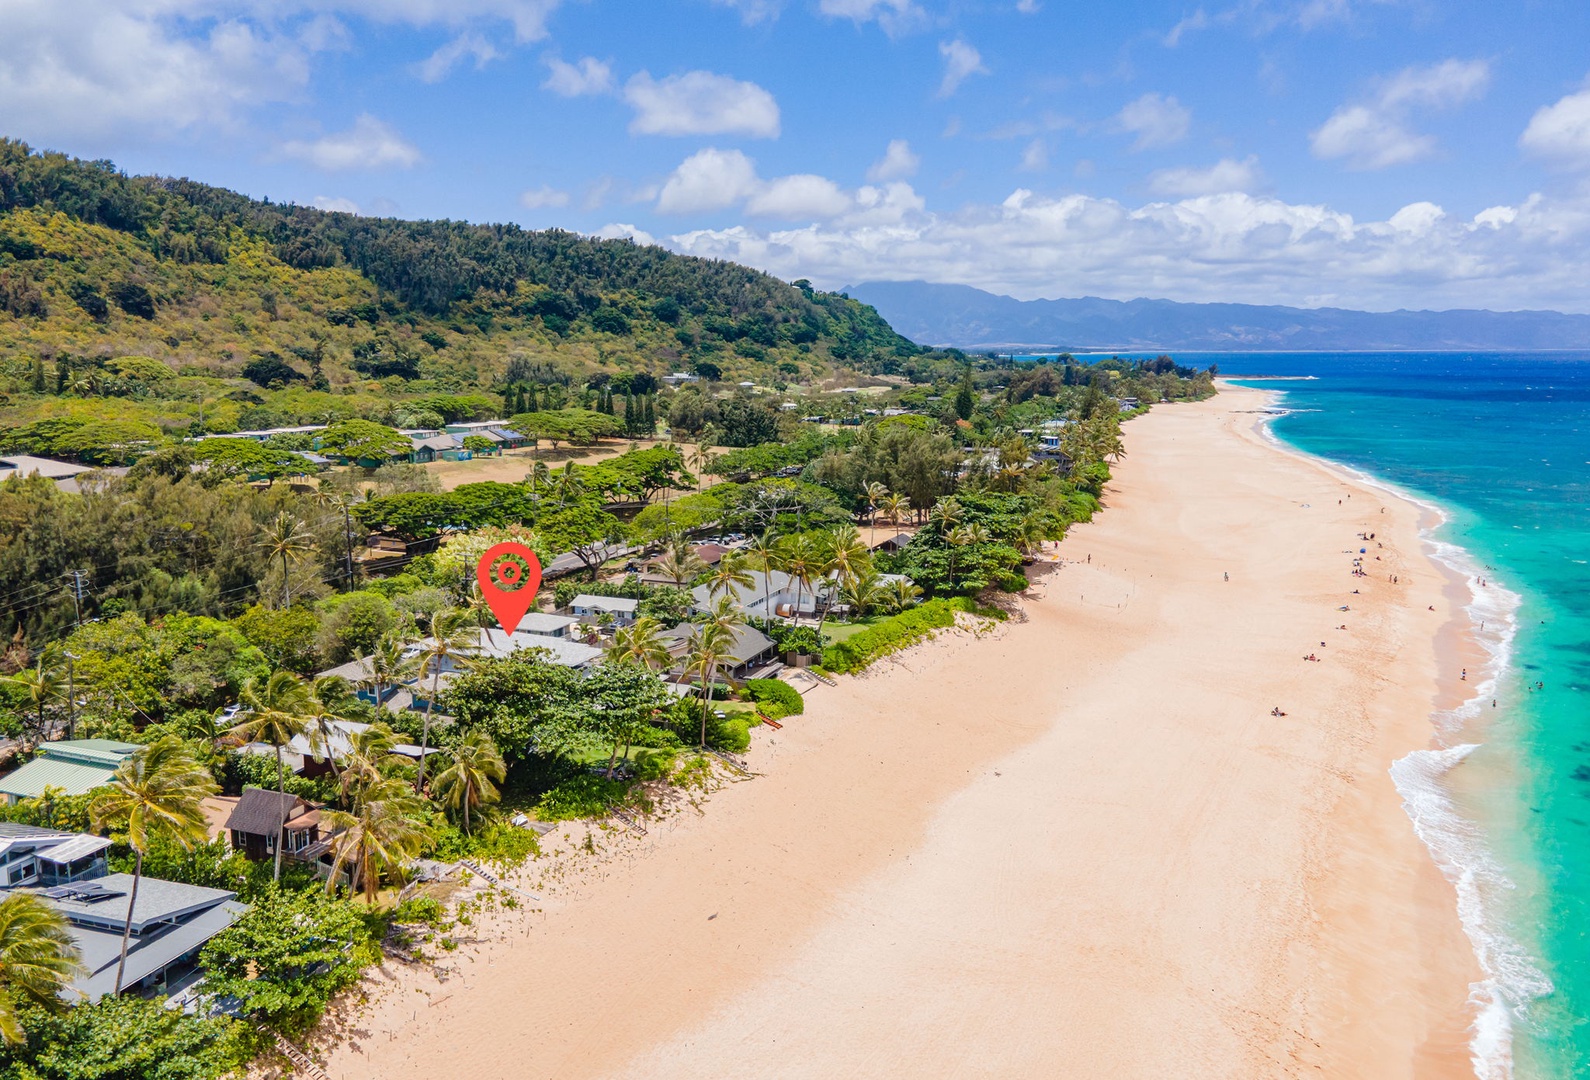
<box><xmin>321</xmin><ymin>386</ymin><xmax>1477</xmax><ymax>1079</ymax></box>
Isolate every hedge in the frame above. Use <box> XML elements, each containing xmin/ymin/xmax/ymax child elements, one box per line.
<box><xmin>820</xmin><ymin>597</ymin><xmax>974</xmax><ymax>675</ymax></box>
<box><xmin>746</xmin><ymin>678</ymin><xmax>804</xmax><ymax>716</ymax></box>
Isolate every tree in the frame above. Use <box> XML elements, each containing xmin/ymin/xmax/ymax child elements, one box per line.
<box><xmin>362</xmin><ymin>635</ymin><xmax>413</xmax><ymax>710</ymax></box>
<box><xmin>0</xmin><ymin>893</ymin><xmax>83</xmax><ymax>1045</ymax></box>
<box><xmin>319</xmin><ymin>419</ymin><xmax>411</xmax><ymax>463</ymax></box>
<box><xmin>442</xmin><ymin>652</ymin><xmax>582</xmax><ymax>760</ymax></box>
<box><xmin>431</xmin><ymin>730</ymin><xmax>506</xmax><ymax>832</ymax></box>
<box><xmin>257</xmin><ymin>511</ymin><xmax>317</xmax><ymax>609</ymax></box>
<box><xmin>195</xmin><ymin>439</ymin><xmax>301</xmax><ymax>485</ymax></box>
<box><xmin>412</xmin><ymin>608</ymin><xmax>478</xmax><ymax>791</ymax></box>
<box><xmin>878</xmin><ymin>491</ymin><xmax>907</xmax><ymax>527</ymax></box>
<box><xmin>954</xmin><ymin>367</ymin><xmax>976</xmax><ymax>421</ymax></box>
<box><xmin>771</xmin><ymin>533</ymin><xmax>824</xmax><ymax>623</ymax></box>
<box><xmin>2</xmin><ymin>650</ymin><xmax>67</xmax><ymax>747</ymax></box>
<box><xmin>301</xmin><ymin>675</ymin><xmax>354</xmax><ymax>781</ymax></box>
<box><xmin>322</xmin><ymin>777</ymin><xmax>431</xmax><ymax>902</ymax></box>
<box><xmin>652</xmin><ymin>539</ymin><xmax>708</xmax><ymax>587</ymax></box>
<box><xmin>705</xmin><ymin>550</ymin><xmax>755</xmax><ymax>600</ymax></box>
<box><xmin>609</xmin><ymin>616</ymin><xmax>672</xmax><ymax>672</ymax></box>
<box><xmin>819</xmin><ymin>526</ymin><xmax>870</xmax><ymax>631</ymax></box>
<box><xmin>535</xmin><ymin>502</ymin><xmax>627</xmax><ymax>579</ymax></box>
<box><xmin>335</xmin><ymin>721</ymin><xmax>402</xmax><ymax>808</ymax></box>
<box><xmin>885</xmin><ymin>576</ymin><xmax>922</xmax><ymax>612</ymax></box>
<box><xmin>228</xmin><ymin>672</ymin><xmax>311</xmax><ymax>882</ymax></box>
<box><xmin>89</xmin><ymin>736</ymin><xmax>217</xmax><ymax>994</ymax></box>
<box><xmin>685</xmin><ymin>596</ymin><xmax>744</xmax><ymax>750</ymax></box>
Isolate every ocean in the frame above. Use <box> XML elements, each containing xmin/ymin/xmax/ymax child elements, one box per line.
<box><xmin>1208</xmin><ymin>353</ymin><xmax>1589</xmax><ymax>1080</ymax></box>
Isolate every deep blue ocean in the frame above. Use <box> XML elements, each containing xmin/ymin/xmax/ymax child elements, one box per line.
<box><xmin>1178</xmin><ymin>353</ymin><xmax>1588</xmax><ymax>1080</ymax></box>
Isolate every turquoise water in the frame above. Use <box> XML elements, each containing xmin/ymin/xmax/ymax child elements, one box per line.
<box><xmin>1213</xmin><ymin>354</ymin><xmax>1589</xmax><ymax>1079</ymax></box>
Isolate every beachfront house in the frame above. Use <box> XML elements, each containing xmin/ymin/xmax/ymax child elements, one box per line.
<box><xmin>225</xmin><ymin>788</ymin><xmax>329</xmax><ymax>864</ymax></box>
<box><xmin>0</xmin><ymin>740</ymin><xmax>139</xmax><ymax>805</ymax></box>
<box><xmin>690</xmin><ymin>570</ymin><xmax>829</xmax><ymax>621</ymax></box>
<box><xmin>0</xmin><ymin>824</ymin><xmax>245</xmax><ymax>1002</ymax></box>
<box><xmin>659</xmin><ymin>623</ymin><xmax>777</xmax><ymax>681</ymax></box>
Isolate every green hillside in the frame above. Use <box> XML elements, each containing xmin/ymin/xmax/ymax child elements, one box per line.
<box><xmin>0</xmin><ymin>138</ymin><xmax>919</xmax><ymax>453</ymax></box>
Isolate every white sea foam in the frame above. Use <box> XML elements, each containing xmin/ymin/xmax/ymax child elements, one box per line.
<box><xmin>1251</xmin><ymin>388</ymin><xmax>1552</xmax><ymax>1080</ymax></box>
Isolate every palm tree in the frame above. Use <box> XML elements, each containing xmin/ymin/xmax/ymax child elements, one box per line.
<box><xmin>928</xmin><ymin>495</ymin><xmax>964</xmax><ymax>535</ymax></box>
<box><xmin>362</xmin><ymin>635</ymin><xmax>413</xmax><ymax>708</ymax></box>
<box><xmin>886</xmin><ymin>577</ymin><xmax>923</xmax><ymax>613</ymax></box>
<box><xmin>323</xmin><ymin>777</ymin><xmax>431</xmax><ymax>903</ymax></box>
<box><xmin>551</xmin><ymin>461</ymin><xmax>585</xmax><ymax>507</ymax></box>
<box><xmin>2</xmin><ymin>652</ymin><xmax>66</xmax><ymax>748</ymax></box>
<box><xmin>412</xmin><ymin>608</ymin><xmax>479</xmax><ymax>791</ymax></box>
<box><xmin>302</xmin><ymin>676</ymin><xmax>354</xmax><ymax>781</ymax></box>
<box><xmin>653</xmin><ymin>539</ymin><xmax>708</xmax><ymax>587</ymax></box>
<box><xmin>431</xmin><ymin>731</ymin><xmax>506</xmax><ymax>833</ymax></box>
<box><xmin>610</xmin><ymin>616</ymin><xmax>673</xmax><ymax>671</ymax></box>
<box><xmin>862</xmin><ymin>481</ymin><xmax>889</xmax><ymax>525</ymax></box>
<box><xmin>228</xmin><ymin>671</ymin><xmax>310</xmax><ymax>882</ymax></box>
<box><xmin>337</xmin><ymin>722</ymin><xmax>403</xmax><ymax>808</ymax></box>
<box><xmin>945</xmin><ymin>522</ymin><xmax>991</xmax><ymax>585</ymax></box>
<box><xmin>0</xmin><ymin>893</ymin><xmax>83</xmax><ymax>1044</ymax></box>
<box><xmin>818</xmin><ymin>526</ymin><xmax>869</xmax><ymax>632</ymax></box>
<box><xmin>89</xmin><ymin>736</ymin><xmax>216</xmax><ymax>994</ymax></box>
<box><xmin>838</xmin><ymin>571</ymin><xmax>889</xmax><ymax>619</ymax></box>
<box><xmin>684</xmin><ymin>601</ymin><xmax>744</xmax><ymax>750</ymax></box>
<box><xmin>258</xmin><ymin>510</ymin><xmax>318</xmax><ymax>608</ymax></box>
<box><xmin>704</xmin><ymin>551</ymin><xmax>755</xmax><ymax>601</ymax></box>
<box><xmin>877</xmin><ymin>492</ymin><xmax>908</xmax><ymax>529</ymax></box>
<box><xmin>771</xmin><ymin>534</ymin><xmax>823</xmax><ymax>624</ymax></box>
<box><xmin>689</xmin><ymin>431</ymin><xmax>716</xmax><ymax>493</ymax></box>
<box><xmin>526</xmin><ymin>459</ymin><xmax>551</xmax><ymax>496</ymax></box>
<box><xmin>741</xmin><ymin>531</ymin><xmax>778</xmax><ymax>617</ymax></box>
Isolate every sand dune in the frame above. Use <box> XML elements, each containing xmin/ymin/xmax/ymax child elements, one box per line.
<box><xmin>322</xmin><ymin>386</ymin><xmax>1476</xmax><ymax>1079</ymax></box>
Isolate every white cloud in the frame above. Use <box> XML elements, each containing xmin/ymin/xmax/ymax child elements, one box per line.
<box><xmin>656</xmin><ymin>148</ymin><xmax>763</xmax><ymax>214</ymax></box>
<box><xmin>1019</xmin><ymin>139</ymin><xmax>1048</xmax><ymax>172</ymax></box>
<box><xmin>519</xmin><ymin>185</ymin><xmax>571</xmax><ymax>209</ymax></box>
<box><xmin>746</xmin><ymin>175</ymin><xmax>852</xmax><ymax>219</ymax></box>
<box><xmin>541</xmin><ymin>54</ymin><xmax>613</xmax><ymax>96</ymax></box>
<box><xmin>1148</xmin><ymin>156</ymin><xmax>1260</xmax><ymax>196</ymax></box>
<box><xmin>311</xmin><ymin>195</ymin><xmax>360</xmax><ymax>213</ymax></box>
<box><xmin>1114</xmin><ymin>92</ymin><xmax>1191</xmax><ymax>150</ymax></box>
<box><xmin>1312</xmin><ymin>59</ymin><xmax>1490</xmax><ymax>170</ymax></box>
<box><xmin>624</xmin><ymin>70</ymin><xmax>780</xmax><ymax>137</ymax></box>
<box><xmin>937</xmin><ymin>39</ymin><xmax>988</xmax><ymax>99</ymax></box>
<box><xmin>1520</xmin><ymin>84</ymin><xmax>1590</xmax><ymax>170</ymax></box>
<box><xmin>656</xmin><ymin>186</ymin><xmax>1590</xmax><ymax>314</ymax></box>
<box><xmin>818</xmin><ymin>0</ymin><xmax>924</xmax><ymax>33</ymax></box>
<box><xmin>1016</xmin><ymin>0</ymin><xmax>1040</xmax><ymax>12</ymax></box>
<box><xmin>1162</xmin><ymin>9</ymin><xmax>1208</xmax><ymax>47</ymax></box>
<box><xmin>710</xmin><ymin>0</ymin><xmax>784</xmax><ymax>23</ymax></box>
<box><xmin>278</xmin><ymin>114</ymin><xmax>422</xmax><ymax>171</ymax></box>
<box><xmin>866</xmin><ymin>139</ymin><xmax>920</xmax><ymax>182</ymax></box>
<box><xmin>416</xmin><ymin>33</ymin><xmax>499</xmax><ymax>82</ymax></box>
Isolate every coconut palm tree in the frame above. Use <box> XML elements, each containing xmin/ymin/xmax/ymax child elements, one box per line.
<box><xmin>838</xmin><ymin>571</ymin><xmax>890</xmax><ymax>619</ymax></box>
<box><xmin>228</xmin><ymin>671</ymin><xmax>311</xmax><ymax>882</ymax></box>
<box><xmin>685</xmin><ymin>601</ymin><xmax>743</xmax><ymax>751</ymax></box>
<box><xmin>704</xmin><ymin>551</ymin><xmax>755</xmax><ymax>601</ymax></box>
<box><xmin>0</xmin><ymin>893</ymin><xmax>83</xmax><ymax>1044</ymax></box>
<box><xmin>322</xmin><ymin>777</ymin><xmax>431</xmax><ymax>903</ymax></box>
<box><xmin>877</xmin><ymin>492</ymin><xmax>908</xmax><ymax>529</ymax></box>
<box><xmin>337</xmin><ymin>722</ymin><xmax>402</xmax><ymax>808</ymax></box>
<box><xmin>1</xmin><ymin>652</ymin><xmax>67</xmax><ymax>748</ymax></box>
<box><xmin>771</xmin><ymin>533</ymin><xmax>823</xmax><ymax>624</ymax></box>
<box><xmin>689</xmin><ymin>431</ymin><xmax>716</xmax><ymax>493</ymax></box>
<box><xmin>862</xmin><ymin>481</ymin><xmax>890</xmax><ymax>525</ymax></box>
<box><xmin>89</xmin><ymin>736</ymin><xmax>216</xmax><ymax>994</ymax></box>
<box><xmin>928</xmin><ymin>495</ymin><xmax>964</xmax><ymax>535</ymax></box>
<box><xmin>258</xmin><ymin>510</ymin><xmax>318</xmax><ymax>608</ymax></box>
<box><xmin>412</xmin><ymin>608</ymin><xmax>479</xmax><ymax>791</ymax></box>
<box><xmin>431</xmin><ymin>731</ymin><xmax>506</xmax><ymax>834</ymax></box>
<box><xmin>302</xmin><ymin>675</ymin><xmax>354</xmax><ymax>781</ymax></box>
<box><xmin>885</xmin><ymin>577</ymin><xmax>923</xmax><ymax>613</ymax></box>
<box><xmin>653</xmin><ymin>538</ymin><xmax>708</xmax><ymax>587</ymax></box>
<box><xmin>818</xmin><ymin>526</ymin><xmax>869</xmax><ymax>632</ymax></box>
<box><xmin>362</xmin><ymin>635</ymin><xmax>413</xmax><ymax>709</ymax></box>
<box><xmin>610</xmin><ymin>616</ymin><xmax>673</xmax><ymax>671</ymax></box>
<box><xmin>741</xmin><ymin>531</ymin><xmax>778</xmax><ymax>617</ymax></box>
<box><xmin>551</xmin><ymin>461</ymin><xmax>585</xmax><ymax>507</ymax></box>
<box><xmin>527</xmin><ymin>459</ymin><xmax>551</xmax><ymax>497</ymax></box>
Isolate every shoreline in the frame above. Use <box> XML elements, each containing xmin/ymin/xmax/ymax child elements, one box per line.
<box><xmin>1245</xmin><ymin>382</ymin><xmax>1549</xmax><ymax>1080</ymax></box>
<box><xmin>320</xmin><ymin>386</ymin><xmax>1480</xmax><ymax>1079</ymax></box>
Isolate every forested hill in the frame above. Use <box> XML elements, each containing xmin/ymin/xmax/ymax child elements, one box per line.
<box><xmin>0</xmin><ymin>139</ymin><xmax>917</xmax><ymax>425</ymax></box>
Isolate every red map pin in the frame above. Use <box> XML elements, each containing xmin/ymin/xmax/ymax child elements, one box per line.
<box><xmin>476</xmin><ymin>542</ymin><xmax>543</xmax><ymax>635</ymax></box>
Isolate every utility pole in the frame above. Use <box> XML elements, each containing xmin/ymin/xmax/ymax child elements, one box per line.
<box><xmin>64</xmin><ymin>652</ymin><xmax>76</xmax><ymax>740</ymax></box>
<box><xmin>341</xmin><ymin>500</ymin><xmax>355</xmax><ymax>591</ymax></box>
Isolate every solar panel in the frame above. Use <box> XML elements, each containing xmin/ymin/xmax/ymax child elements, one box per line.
<box><xmin>42</xmin><ymin>882</ymin><xmax>125</xmax><ymax>903</ymax></box>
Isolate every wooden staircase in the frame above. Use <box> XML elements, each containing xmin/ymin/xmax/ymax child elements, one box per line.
<box><xmin>458</xmin><ymin>858</ymin><xmax>538</xmax><ymax>901</ymax></box>
<box><xmin>260</xmin><ymin>1027</ymin><xmax>330</xmax><ymax>1080</ymax></box>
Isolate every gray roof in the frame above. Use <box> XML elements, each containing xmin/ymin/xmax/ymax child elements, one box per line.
<box><xmin>516</xmin><ymin>612</ymin><xmax>578</xmax><ymax>635</ymax></box>
<box><xmin>0</xmin><ymin>455</ymin><xmax>92</xmax><ymax>481</ymax></box>
<box><xmin>70</xmin><ymin>897</ymin><xmax>246</xmax><ymax>1002</ymax></box>
<box><xmin>570</xmin><ymin>595</ymin><xmax>639</xmax><ymax>613</ymax></box>
<box><xmin>410</xmin><ymin>433</ymin><xmax>458</xmax><ymax>451</ymax></box>
<box><xmin>690</xmin><ymin>569</ymin><xmax>802</xmax><ymax>613</ymax></box>
<box><xmin>43</xmin><ymin>873</ymin><xmax>237</xmax><ymax>934</ymax></box>
<box><xmin>225</xmin><ymin>788</ymin><xmax>311</xmax><ymax>838</ymax></box>
<box><xmin>662</xmin><ymin>622</ymin><xmax>776</xmax><ymax>667</ymax></box>
<box><xmin>34</xmin><ymin>834</ymin><xmax>111</xmax><ymax>864</ymax></box>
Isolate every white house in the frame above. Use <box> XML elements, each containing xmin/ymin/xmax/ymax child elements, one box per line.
<box><xmin>691</xmin><ymin>570</ymin><xmax>832</xmax><ymax>620</ymax></box>
<box><xmin>567</xmin><ymin>595</ymin><xmax>639</xmax><ymax>626</ymax></box>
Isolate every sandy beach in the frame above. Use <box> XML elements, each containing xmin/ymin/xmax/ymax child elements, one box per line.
<box><xmin>321</xmin><ymin>384</ymin><xmax>1479</xmax><ymax>1079</ymax></box>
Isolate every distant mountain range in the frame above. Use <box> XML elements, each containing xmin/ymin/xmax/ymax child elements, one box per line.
<box><xmin>845</xmin><ymin>281</ymin><xmax>1590</xmax><ymax>352</ymax></box>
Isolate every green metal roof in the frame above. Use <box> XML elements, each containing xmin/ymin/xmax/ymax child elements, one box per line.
<box><xmin>38</xmin><ymin>740</ymin><xmax>137</xmax><ymax>769</ymax></box>
<box><xmin>0</xmin><ymin>757</ymin><xmax>121</xmax><ymax>800</ymax></box>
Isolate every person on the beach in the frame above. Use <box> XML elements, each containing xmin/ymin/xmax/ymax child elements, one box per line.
<box><xmin>1461</xmin><ymin>668</ymin><xmax>1467</xmax><ymax>681</ymax></box>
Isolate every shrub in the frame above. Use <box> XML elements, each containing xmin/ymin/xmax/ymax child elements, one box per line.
<box><xmin>997</xmin><ymin>570</ymin><xmax>1029</xmax><ymax>592</ymax></box>
<box><xmin>713</xmin><ymin>716</ymin><xmax>751</xmax><ymax>753</ymax></box>
<box><xmin>746</xmin><ymin>678</ymin><xmax>803</xmax><ymax>715</ymax></box>
<box><xmin>391</xmin><ymin>896</ymin><xmax>446</xmax><ymax>927</ymax></box>
<box><xmin>536</xmin><ymin>774</ymin><xmax>630</xmax><ymax>821</ymax></box>
<box><xmin>820</xmin><ymin>597</ymin><xmax>973</xmax><ymax>675</ymax></box>
<box><xmin>429</xmin><ymin>820</ymin><xmax>539</xmax><ymax>868</ymax></box>
<box><xmin>633</xmin><ymin>748</ymin><xmax>677</xmax><ymax>781</ymax></box>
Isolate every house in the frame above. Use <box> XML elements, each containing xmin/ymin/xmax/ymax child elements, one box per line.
<box><xmin>637</xmin><ymin>544</ymin><xmax>727</xmax><ymax>588</ymax></box>
<box><xmin>0</xmin><ymin>824</ymin><xmax>245</xmax><ymax>1002</ymax></box>
<box><xmin>0</xmin><ymin>823</ymin><xmax>110</xmax><ymax>889</ymax></box>
<box><xmin>567</xmin><ymin>594</ymin><xmax>639</xmax><ymax>627</ymax></box>
<box><xmin>513</xmin><ymin>612</ymin><xmax>580</xmax><ymax>638</ymax></box>
<box><xmin>660</xmin><ymin>622</ymin><xmax>777</xmax><ymax>681</ymax></box>
<box><xmin>225</xmin><ymin>788</ymin><xmax>328</xmax><ymax>864</ymax></box>
<box><xmin>408</xmin><ymin>432</ymin><xmax>460</xmax><ymax>464</ymax></box>
<box><xmin>0</xmin><ymin>740</ymin><xmax>139</xmax><ymax>804</ymax></box>
<box><xmin>690</xmin><ymin>570</ymin><xmax>829</xmax><ymax>620</ymax></box>
<box><xmin>869</xmin><ymin>532</ymin><xmax>914</xmax><ymax>554</ymax></box>
<box><xmin>42</xmin><ymin>873</ymin><xmax>247</xmax><ymax>1001</ymax></box>
<box><xmin>661</xmin><ymin>372</ymin><xmax>700</xmax><ymax>386</ymax></box>
<box><xmin>0</xmin><ymin>455</ymin><xmax>95</xmax><ymax>492</ymax></box>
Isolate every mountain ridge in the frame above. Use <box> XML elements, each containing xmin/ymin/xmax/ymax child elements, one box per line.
<box><xmin>845</xmin><ymin>281</ymin><xmax>1590</xmax><ymax>352</ymax></box>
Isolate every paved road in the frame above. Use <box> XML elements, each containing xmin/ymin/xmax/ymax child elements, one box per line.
<box><xmin>543</xmin><ymin>542</ymin><xmax>642</xmax><ymax>578</ymax></box>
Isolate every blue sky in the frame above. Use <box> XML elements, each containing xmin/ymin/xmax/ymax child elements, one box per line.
<box><xmin>5</xmin><ymin>0</ymin><xmax>1590</xmax><ymax>311</ymax></box>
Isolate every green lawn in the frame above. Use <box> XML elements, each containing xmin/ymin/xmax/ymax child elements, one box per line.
<box><xmin>822</xmin><ymin>617</ymin><xmax>884</xmax><ymax>644</ymax></box>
